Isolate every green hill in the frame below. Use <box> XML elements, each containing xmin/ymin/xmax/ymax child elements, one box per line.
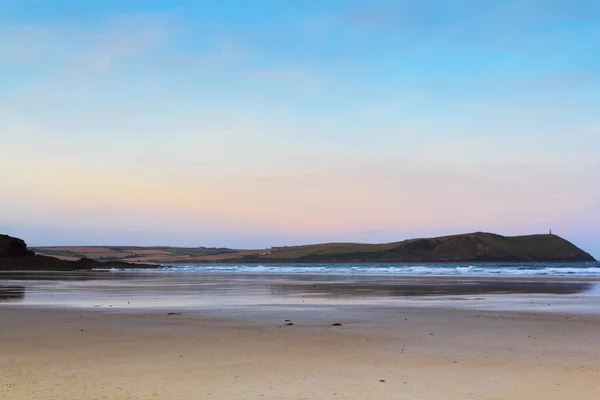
<box><xmin>31</xmin><ymin>232</ymin><xmax>596</xmax><ymax>264</ymax></box>
<box><xmin>235</xmin><ymin>232</ymin><xmax>596</xmax><ymax>263</ymax></box>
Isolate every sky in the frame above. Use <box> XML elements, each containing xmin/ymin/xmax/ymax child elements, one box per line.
<box><xmin>1</xmin><ymin>0</ymin><xmax>599</xmax><ymax>257</ymax></box>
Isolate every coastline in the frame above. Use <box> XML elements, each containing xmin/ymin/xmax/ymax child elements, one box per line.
<box><xmin>121</xmin><ymin>259</ymin><xmax>600</xmax><ymax>264</ymax></box>
<box><xmin>30</xmin><ymin>232</ymin><xmax>597</xmax><ymax>265</ymax></box>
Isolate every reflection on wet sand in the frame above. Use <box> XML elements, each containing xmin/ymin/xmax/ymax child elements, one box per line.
<box><xmin>0</xmin><ymin>271</ymin><xmax>598</xmax><ymax>313</ymax></box>
<box><xmin>271</xmin><ymin>280</ymin><xmax>593</xmax><ymax>298</ymax></box>
<box><xmin>0</xmin><ymin>286</ymin><xmax>25</xmax><ymax>302</ymax></box>
<box><xmin>0</xmin><ymin>271</ymin><xmax>128</xmax><ymax>282</ymax></box>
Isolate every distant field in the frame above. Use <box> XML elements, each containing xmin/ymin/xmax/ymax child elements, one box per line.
<box><xmin>32</xmin><ymin>246</ymin><xmax>254</xmax><ymax>263</ymax></box>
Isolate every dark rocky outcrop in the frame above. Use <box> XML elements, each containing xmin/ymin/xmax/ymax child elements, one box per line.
<box><xmin>0</xmin><ymin>235</ymin><xmax>35</xmax><ymax>257</ymax></box>
<box><xmin>0</xmin><ymin>235</ymin><xmax>158</xmax><ymax>271</ymax></box>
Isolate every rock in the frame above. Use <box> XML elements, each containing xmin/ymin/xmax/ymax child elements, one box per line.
<box><xmin>0</xmin><ymin>234</ymin><xmax>160</xmax><ymax>271</ymax></box>
<box><xmin>285</xmin><ymin>322</ymin><xmax>294</xmax><ymax>326</ymax></box>
<box><xmin>0</xmin><ymin>235</ymin><xmax>34</xmax><ymax>258</ymax></box>
<box><xmin>332</xmin><ymin>323</ymin><xmax>342</xmax><ymax>326</ymax></box>
<box><xmin>379</xmin><ymin>379</ymin><xmax>386</xmax><ymax>383</ymax></box>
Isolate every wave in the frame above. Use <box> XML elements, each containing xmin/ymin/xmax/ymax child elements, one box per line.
<box><xmin>116</xmin><ymin>262</ymin><xmax>600</xmax><ymax>277</ymax></box>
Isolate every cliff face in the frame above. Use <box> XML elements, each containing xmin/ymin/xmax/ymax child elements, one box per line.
<box><xmin>0</xmin><ymin>235</ymin><xmax>35</xmax><ymax>257</ymax></box>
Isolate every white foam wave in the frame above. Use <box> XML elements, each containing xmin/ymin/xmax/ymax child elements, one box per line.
<box><xmin>116</xmin><ymin>263</ymin><xmax>600</xmax><ymax>277</ymax></box>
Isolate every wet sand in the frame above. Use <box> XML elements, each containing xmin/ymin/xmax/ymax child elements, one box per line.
<box><xmin>2</xmin><ymin>271</ymin><xmax>599</xmax><ymax>314</ymax></box>
<box><xmin>1</xmin><ymin>272</ymin><xmax>600</xmax><ymax>399</ymax></box>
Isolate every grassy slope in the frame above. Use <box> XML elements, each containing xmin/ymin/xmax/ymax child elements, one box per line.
<box><xmin>33</xmin><ymin>232</ymin><xmax>596</xmax><ymax>263</ymax></box>
<box><xmin>252</xmin><ymin>232</ymin><xmax>596</xmax><ymax>262</ymax></box>
<box><xmin>32</xmin><ymin>246</ymin><xmax>244</xmax><ymax>263</ymax></box>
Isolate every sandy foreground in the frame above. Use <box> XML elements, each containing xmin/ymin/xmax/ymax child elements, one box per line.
<box><xmin>1</xmin><ymin>273</ymin><xmax>600</xmax><ymax>399</ymax></box>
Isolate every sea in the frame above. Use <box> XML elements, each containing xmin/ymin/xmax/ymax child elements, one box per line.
<box><xmin>3</xmin><ymin>262</ymin><xmax>600</xmax><ymax>311</ymax></box>
<box><xmin>124</xmin><ymin>261</ymin><xmax>600</xmax><ymax>278</ymax></box>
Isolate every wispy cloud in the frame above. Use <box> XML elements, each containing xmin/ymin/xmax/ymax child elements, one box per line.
<box><xmin>252</xmin><ymin>68</ymin><xmax>330</xmax><ymax>94</ymax></box>
<box><xmin>0</xmin><ymin>25</ymin><xmax>52</xmax><ymax>63</ymax></box>
<box><xmin>359</xmin><ymin>104</ymin><xmax>396</xmax><ymax>117</ymax></box>
<box><xmin>180</xmin><ymin>37</ymin><xmax>247</xmax><ymax>68</ymax></box>
<box><xmin>1</xmin><ymin>12</ymin><xmax>174</xmax><ymax>80</ymax></box>
<box><xmin>79</xmin><ymin>13</ymin><xmax>174</xmax><ymax>74</ymax></box>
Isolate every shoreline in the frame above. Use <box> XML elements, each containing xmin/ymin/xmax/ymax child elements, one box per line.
<box><xmin>2</xmin><ymin>271</ymin><xmax>600</xmax><ymax>315</ymax></box>
<box><xmin>4</xmin><ymin>269</ymin><xmax>600</xmax><ymax>279</ymax></box>
<box><xmin>128</xmin><ymin>259</ymin><xmax>600</xmax><ymax>264</ymax></box>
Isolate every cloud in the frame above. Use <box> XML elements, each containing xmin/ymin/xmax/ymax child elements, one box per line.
<box><xmin>181</xmin><ymin>37</ymin><xmax>247</xmax><ymax>68</ymax></box>
<box><xmin>337</xmin><ymin>1</ymin><xmax>496</xmax><ymax>37</ymax></box>
<box><xmin>330</xmin><ymin>0</ymin><xmax>600</xmax><ymax>59</ymax></box>
<box><xmin>1</xmin><ymin>12</ymin><xmax>175</xmax><ymax>80</ymax></box>
<box><xmin>83</xmin><ymin>14</ymin><xmax>173</xmax><ymax>73</ymax></box>
<box><xmin>0</xmin><ymin>25</ymin><xmax>52</xmax><ymax>63</ymax></box>
<box><xmin>253</xmin><ymin>69</ymin><xmax>329</xmax><ymax>93</ymax></box>
<box><xmin>359</xmin><ymin>104</ymin><xmax>396</xmax><ymax>117</ymax></box>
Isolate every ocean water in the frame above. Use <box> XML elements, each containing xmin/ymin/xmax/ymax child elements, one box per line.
<box><xmin>121</xmin><ymin>262</ymin><xmax>600</xmax><ymax>277</ymax></box>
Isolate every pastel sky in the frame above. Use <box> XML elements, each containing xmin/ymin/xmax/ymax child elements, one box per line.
<box><xmin>1</xmin><ymin>0</ymin><xmax>599</xmax><ymax>256</ymax></box>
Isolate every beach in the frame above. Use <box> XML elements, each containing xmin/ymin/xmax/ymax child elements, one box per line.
<box><xmin>1</xmin><ymin>272</ymin><xmax>600</xmax><ymax>399</ymax></box>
